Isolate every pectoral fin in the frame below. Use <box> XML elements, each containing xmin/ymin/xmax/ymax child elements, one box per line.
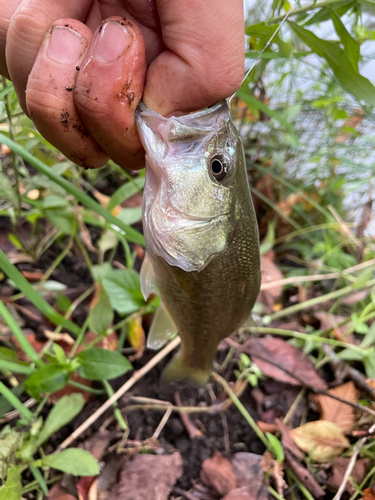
<box><xmin>147</xmin><ymin>301</ymin><xmax>177</xmax><ymax>350</ymax></box>
<box><xmin>140</xmin><ymin>253</ymin><xmax>155</xmax><ymax>301</ymax></box>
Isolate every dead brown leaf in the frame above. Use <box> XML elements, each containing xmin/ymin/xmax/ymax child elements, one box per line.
<box><xmin>200</xmin><ymin>451</ymin><xmax>236</xmax><ymax>496</ymax></box>
<box><xmin>260</xmin><ymin>451</ymin><xmax>286</xmax><ymax>496</ymax></box>
<box><xmin>342</xmin><ymin>289</ymin><xmax>370</xmax><ymax>305</ymax></box>
<box><xmin>314</xmin><ymin>381</ymin><xmax>359</xmax><ymax>432</ymax></box>
<box><xmin>363</xmin><ymin>485</ymin><xmax>375</xmax><ymax>499</ymax></box>
<box><xmin>284</xmin><ymin>450</ymin><xmax>325</xmax><ymax>498</ymax></box>
<box><xmin>77</xmin><ymin>431</ymin><xmax>112</xmax><ymax>500</ymax></box>
<box><xmin>257</xmin><ymin>421</ymin><xmax>279</xmax><ymax>434</ymax></box>
<box><xmin>276</xmin><ymin>418</ymin><xmax>303</xmax><ymax>459</ymax></box>
<box><xmin>48</xmin><ymin>483</ymin><xmax>76</xmax><ymax>500</ymax></box>
<box><xmin>290</xmin><ymin>421</ymin><xmax>350</xmax><ymax>462</ymax></box>
<box><xmin>244</xmin><ymin>337</ymin><xmax>327</xmax><ymax>390</ymax></box>
<box><xmin>327</xmin><ymin>457</ymin><xmax>371</xmax><ymax>495</ymax></box>
<box><xmin>106</xmin><ymin>452</ymin><xmax>182</xmax><ymax>500</ymax></box>
<box><xmin>231</xmin><ymin>453</ymin><xmax>268</xmax><ymax>500</ymax></box>
<box><xmin>221</xmin><ymin>486</ymin><xmax>255</xmax><ymax>500</ymax></box>
<box><xmin>257</xmin><ymin>256</ymin><xmax>283</xmax><ymax>312</ymax></box>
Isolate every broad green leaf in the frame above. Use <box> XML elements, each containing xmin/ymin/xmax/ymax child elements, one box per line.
<box><xmin>0</xmin><ymin>427</ymin><xmax>24</xmax><ymax>480</ymax></box>
<box><xmin>0</xmin><ymin>465</ymin><xmax>22</xmax><ymax>500</ymax></box>
<box><xmin>98</xmin><ymin>229</ymin><xmax>118</xmax><ymax>255</ymax></box>
<box><xmin>245</xmin><ymin>22</ymin><xmax>292</xmax><ymax>56</ymax></box>
<box><xmin>329</xmin><ymin>9</ymin><xmax>359</xmax><ymax>72</ymax></box>
<box><xmin>337</xmin><ymin>348</ymin><xmax>364</xmax><ymax>361</ymax></box>
<box><xmin>88</xmin><ymin>282</ymin><xmax>114</xmax><ymax>335</ymax></box>
<box><xmin>304</xmin><ymin>0</ymin><xmax>354</xmax><ymax>25</ymax></box>
<box><xmin>91</xmin><ymin>263</ymin><xmax>113</xmax><ymax>282</ymax></box>
<box><xmin>117</xmin><ymin>207</ymin><xmax>142</xmax><ymax>226</ymax></box>
<box><xmin>41</xmin><ymin>448</ymin><xmax>99</xmax><ymax>476</ymax></box>
<box><xmin>25</xmin><ymin>364</ymin><xmax>71</xmax><ymax>399</ymax></box>
<box><xmin>290</xmin><ymin>421</ymin><xmax>349</xmax><ymax>462</ymax></box>
<box><xmin>357</xmin><ymin>0</ymin><xmax>375</xmax><ymax>10</ymax></box>
<box><xmin>41</xmin><ymin>195</ymin><xmax>69</xmax><ymax>209</ymax></box>
<box><xmin>36</xmin><ymin>394</ymin><xmax>84</xmax><ymax>447</ymax></box>
<box><xmin>364</xmin><ymin>349</ymin><xmax>375</xmax><ymax>378</ymax></box>
<box><xmin>237</xmin><ymin>89</ymin><xmax>299</xmax><ymax>143</ymax></box>
<box><xmin>360</xmin><ymin>322</ymin><xmax>375</xmax><ymax>348</ymax></box>
<box><xmin>289</xmin><ymin>21</ymin><xmax>375</xmax><ymax>106</ymax></box>
<box><xmin>266</xmin><ymin>433</ymin><xmax>285</xmax><ymax>462</ymax></box>
<box><xmin>44</xmin><ymin>208</ymin><xmax>78</xmax><ymax>235</ymax></box>
<box><xmin>107</xmin><ymin>176</ymin><xmax>145</xmax><ymax>211</ymax></box>
<box><xmin>102</xmin><ymin>269</ymin><xmax>146</xmax><ymax>315</ymax></box>
<box><xmin>76</xmin><ymin>348</ymin><xmax>132</xmax><ymax>380</ymax></box>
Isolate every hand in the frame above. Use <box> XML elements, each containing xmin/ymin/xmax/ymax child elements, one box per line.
<box><xmin>1</xmin><ymin>1</ymin><xmax>245</xmax><ymax>169</ymax></box>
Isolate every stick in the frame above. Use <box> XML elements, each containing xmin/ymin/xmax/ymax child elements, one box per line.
<box><xmin>57</xmin><ymin>336</ymin><xmax>181</xmax><ymax>450</ymax></box>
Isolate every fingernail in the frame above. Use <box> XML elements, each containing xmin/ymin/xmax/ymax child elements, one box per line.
<box><xmin>94</xmin><ymin>22</ymin><xmax>132</xmax><ymax>62</ymax></box>
<box><xmin>47</xmin><ymin>26</ymin><xmax>86</xmax><ymax>64</ymax></box>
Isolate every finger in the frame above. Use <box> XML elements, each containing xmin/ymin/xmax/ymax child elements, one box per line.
<box><xmin>143</xmin><ymin>0</ymin><xmax>245</xmax><ymax>115</ymax></box>
<box><xmin>6</xmin><ymin>0</ymin><xmax>91</xmax><ymax>112</ymax></box>
<box><xmin>0</xmin><ymin>0</ymin><xmax>22</xmax><ymax>78</ymax></box>
<box><xmin>75</xmin><ymin>17</ymin><xmax>147</xmax><ymax>170</ymax></box>
<box><xmin>26</xmin><ymin>19</ymin><xmax>108</xmax><ymax>168</ymax></box>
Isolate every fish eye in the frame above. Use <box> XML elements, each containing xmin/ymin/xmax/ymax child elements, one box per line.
<box><xmin>210</xmin><ymin>155</ymin><xmax>227</xmax><ymax>181</ymax></box>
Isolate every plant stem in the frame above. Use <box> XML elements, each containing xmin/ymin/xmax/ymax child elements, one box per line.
<box><xmin>265</xmin><ymin>278</ymin><xmax>375</xmax><ymax>322</ymax></box>
<box><xmin>30</xmin><ymin>466</ymin><xmax>49</xmax><ymax>496</ymax></box>
<box><xmin>213</xmin><ymin>373</ymin><xmax>270</xmax><ymax>449</ymax></box>
<box><xmin>0</xmin><ymin>301</ymin><xmax>43</xmax><ymax>367</ymax></box>
<box><xmin>0</xmin><ymin>381</ymin><xmax>33</xmax><ymax>420</ymax></box>
<box><xmin>102</xmin><ymin>380</ymin><xmax>128</xmax><ymax>431</ymax></box>
<box><xmin>246</xmin><ymin>326</ymin><xmax>365</xmax><ymax>353</ymax></box>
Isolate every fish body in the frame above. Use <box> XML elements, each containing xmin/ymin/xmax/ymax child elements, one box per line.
<box><xmin>136</xmin><ymin>100</ymin><xmax>260</xmax><ymax>385</ymax></box>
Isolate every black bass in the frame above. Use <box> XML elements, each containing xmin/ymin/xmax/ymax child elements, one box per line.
<box><xmin>136</xmin><ymin>100</ymin><xmax>260</xmax><ymax>385</ymax></box>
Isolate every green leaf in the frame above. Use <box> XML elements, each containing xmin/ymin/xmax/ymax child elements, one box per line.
<box><xmin>360</xmin><ymin>322</ymin><xmax>375</xmax><ymax>349</ymax></box>
<box><xmin>237</xmin><ymin>89</ymin><xmax>299</xmax><ymax>143</ymax></box>
<box><xmin>25</xmin><ymin>364</ymin><xmax>71</xmax><ymax>399</ymax></box>
<box><xmin>289</xmin><ymin>21</ymin><xmax>375</xmax><ymax>106</ymax></box>
<box><xmin>41</xmin><ymin>449</ymin><xmax>99</xmax><ymax>476</ymax></box>
<box><xmin>88</xmin><ymin>282</ymin><xmax>114</xmax><ymax>335</ymax></box>
<box><xmin>337</xmin><ymin>348</ymin><xmax>364</xmax><ymax>361</ymax></box>
<box><xmin>117</xmin><ymin>207</ymin><xmax>142</xmax><ymax>226</ymax></box>
<box><xmin>304</xmin><ymin>1</ymin><xmax>354</xmax><ymax>25</ymax></box>
<box><xmin>266</xmin><ymin>433</ymin><xmax>285</xmax><ymax>462</ymax></box>
<box><xmin>329</xmin><ymin>9</ymin><xmax>360</xmax><ymax>72</ymax></box>
<box><xmin>245</xmin><ymin>22</ymin><xmax>292</xmax><ymax>56</ymax></box>
<box><xmin>102</xmin><ymin>269</ymin><xmax>146</xmax><ymax>315</ymax></box>
<box><xmin>357</xmin><ymin>0</ymin><xmax>375</xmax><ymax>10</ymax></box>
<box><xmin>0</xmin><ymin>426</ymin><xmax>24</xmax><ymax>480</ymax></box>
<box><xmin>364</xmin><ymin>349</ymin><xmax>375</xmax><ymax>378</ymax></box>
<box><xmin>0</xmin><ymin>465</ymin><xmax>22</xmax><ymax>500</ymax></box>
<box><xmin>76</xmin><ymin>348</ymin><xmax>132</xmax><ymax>381</ymax></box>
<box><xmin>36</xmin><ymin>394</ymin><xmax>84</xmax><ymax>447</ymax></box>
<box><xmin>44</xmin><ymin>208</ymin><xmax>78</xmax><ymax>235</ymax></box>
<box><xmin>107</xmin><ymin>176</ymin><xmax>145</xmax><ymax>211</ymax></box>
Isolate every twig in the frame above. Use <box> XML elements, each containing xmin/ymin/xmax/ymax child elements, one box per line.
<box><xmin>57</xmin><ymin>336</ymin><xmax>181</xmax><ymax>450</ymax></box>
<box><xmin>333</xmin><ymin>423</ymin><xmax>375</xmax><ymax>500</ymax></box>
<box><xmin>172</xmin><ymin>487</ymin><xmax>200</xmax><ymax>500</ymax></box>
<box><xmin>175</xmin><ymin>392</ymin><xmax>202</xmax><ymax>439</ymax></box>
<box><xmin>152</xmin><ymin>407</ymin><xmax>173</xmax><ymax>440</ymax></box>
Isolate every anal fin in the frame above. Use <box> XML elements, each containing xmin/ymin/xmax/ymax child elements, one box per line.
<box><xmin>147</xmin><ymin>301</ymin><xmax>177</xmax><ymax>350</ymax></box>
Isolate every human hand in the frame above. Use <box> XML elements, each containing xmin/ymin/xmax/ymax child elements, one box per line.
<box><xmin>1</xmin><ymin>1</ymin><xmax>245</xmax><ymax>169</ymax></box>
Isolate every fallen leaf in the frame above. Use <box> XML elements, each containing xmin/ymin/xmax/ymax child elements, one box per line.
<box><xmin>284</xmin><ymin>450</ymin><xmax>325</xmax><ymax>498</ymax></box>
<box><xmin>260</xmin><ymin>451</ymin><xmax>286</xmax><ymax>496</ymax></box>
<box><xmin>257</xmin><ymin>256</ymin><xmax>283</xmax><ymax>312</ymax></box>
<box><xmin>327</xmin><ymin>457</ymin><xmax>370</xmax><ymax>495</ymax></box>
<box><xmin>106</xmin><ymin>452</ymin><xmax>182</xmax><ymax>500</ymax></box>
<box><xmin>290</xmin><ymin>421</ymin><xmax>350</xmax><ymax>462</ymax></box>
<box><xmin>314</xmin><ymin>311</ymin><xmax>348</xmax><ymax>336</ymax></box>
<box><xmin>257</xmin><ymin>421</ymin><xmax>279</xmax><ymax>434</ymax></box>
<box><xmin>314</xmin><ymin>381</ymin><xmax>359</xmax><ymax>432</ymax></box>
<box><xmin>21</xmin><ymin>270</ymin><xmax>44</xmax><ymax>282</ymax></box>
<box><xmin>244</xmin><ymin>337</ymin><xmax>327</xmax><ymax>389</ymax></box>
<box><xmin>49</xmin><ymin>483</ymin><xmax>76</xmax><ymax>500</ymax></box>
<box><xmin>200</xmin><ymin>451</ymin><xmax>237</xmax><ymax>496</ymax></box>
<box><xmin>276</xmin><ymin>419</ymin><xmax>303</xmax><ymax>459</ymax></box>
<box><xmin>363</xmin><ymin>485</ymin><xmax>375</xmax><ymax>499</ymax></box>
<box><xmin>77</xmin><ymin>431</ymin><xmax>112</xmax><ymax>500</ymax></box>
<box><xmin>127</xmin><ymin>314</ymin><xmax>145</xmax><ymax>360</ymax></box>
<box><xmin>342</xmin><ymin>289</ymin><xmax>370</xmax><ymax>305</ymax></box>
<box><xmin>231</xmin><ymin>453</ymin><xmax>268</xmax><ymax>500</ymax></box>
<box><xmin>221</xmin><ymin>486</ymin><xmax>255</xmax><ymax>500</ymax></box>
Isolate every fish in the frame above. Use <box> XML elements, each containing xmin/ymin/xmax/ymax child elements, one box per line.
<box><xmin>135</xmin><ymin>99</ymin><xmax>261</xmax><ymax>385</ymax></box>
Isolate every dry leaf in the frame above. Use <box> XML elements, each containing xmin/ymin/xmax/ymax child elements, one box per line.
<box><xmin>260</xmin><ymin>451</ymin><xmax>286</xmax><ymax>496</ymax></box>
<box><xmin>200</xmin><ymin>451</ymin><xmax>236</xmax><ymax>496</ymax></box>
<box><xmin>314</xmin><ymin>381</ymin><xmax>359</xmax><ymax>432</ymax></box>
<box><xmin>107</xmin><ymin>452</ymin><xmax>182</xmax><ymax>500</ymax></box>
<box><xmin>284</xmin><ymin>450</ymin><xmax>325</xmax><ymax>498</ymax></box>
<box><xmin>231</xmin><ymin>453</ymin><xmax>268</xmax><ymax>500</ymax></box>
<box><xmin>327</xmin><ymin>457</ymin><xmax>370</xmax><ymax>495</ymax></box>
<box><xmin>276</xmin><ymin>418</ymin><xmax>303</xmax><ymax>459</ymax></box>
<box><xmin>244</xmin><ymin>337</ymin><xmax>327</xmax><ymax>390</ymax></box>
<box><xmin>49</xmin><ymin>483</ymin><xmax>76</xmax><ymax>500</ymax></box>
<box><xmin>257</xmin><ymin>256</ymin><xmax>283</xmax><ymax>312</ymax></box>
<box><xmin>222</xmin><ymin>486</ymin><xmax>255</xmax><ymax>500</ymax></box>
<box><xmin>127</xmin><ymin>314</ymin><xmax>145</xmax><ymax>360</ymax></box>
<box><xmin>363</xmin><ymin>485</ymin><xmax>375</xmax><ymax>499</ymax></box>
<box><xmin>290</xmin><ymin>421</ymin><xmax>350</xmax><ymax>462</ymax></box>
<box><xmin>257</xmin><ymin>421</ymin><xmax>278</xmax><ymax>434</ymax></box>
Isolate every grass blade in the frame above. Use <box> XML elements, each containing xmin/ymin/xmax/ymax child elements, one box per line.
<box><xmin>0</xmin><ymin>133</ymin><xmax>145</xmax><ymax>245</ymax></box>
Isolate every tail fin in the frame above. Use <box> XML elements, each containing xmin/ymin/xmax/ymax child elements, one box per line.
<box><xmin>161</xmin><ymin>351</ymin><xmax>211</xmax><ymax>386</ymax></box>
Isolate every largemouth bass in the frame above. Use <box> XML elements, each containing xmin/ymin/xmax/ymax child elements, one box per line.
<box><xmin>136</xmin><ymin>100</ymin><xmax>260</xmax><ymax>385</ymax></box>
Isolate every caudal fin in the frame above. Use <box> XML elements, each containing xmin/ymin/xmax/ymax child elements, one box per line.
<box><xmin>161</xmin><ymin>351</ymin><xmax>211</xmax><ymax>386</ymax></box>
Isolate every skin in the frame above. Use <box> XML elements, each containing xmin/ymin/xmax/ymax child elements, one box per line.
<box><xmin>0</xmin><ymin>0</ymin><xmax>245</xmax><ymax>170</ymax></box>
